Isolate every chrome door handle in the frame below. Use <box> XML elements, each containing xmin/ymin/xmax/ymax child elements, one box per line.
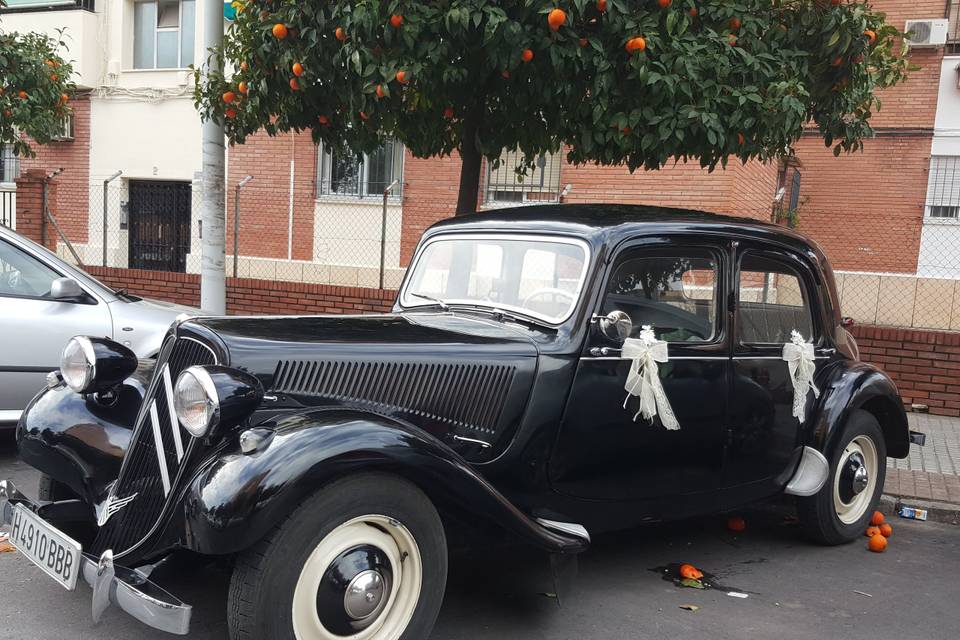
<box><xmin>589</xmin><ymin>347</ymin><xmax>622</xmax><ymax>356</ymax></box>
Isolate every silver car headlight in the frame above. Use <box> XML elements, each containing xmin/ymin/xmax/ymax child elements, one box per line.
<box><xmin>174</xmin><ymin>366</ymin><xmax>220</xmax><ymax>438</ymax></box>
<box><xmin>60</xmin><ymin>337</ymin><xmax>96</xmax><ymax>392</ymax></box>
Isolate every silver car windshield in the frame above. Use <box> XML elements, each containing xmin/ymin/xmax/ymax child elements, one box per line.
<box><xmin>401</xmin><ymin>234</ymin><xmax>590</xmax><ymax>324</ymax></box>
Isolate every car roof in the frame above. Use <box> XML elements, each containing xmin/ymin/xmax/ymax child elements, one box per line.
<box><xmin>425</xmin><ymin>203</ymin><xmax>826</xmax><ymax>260</ymax></box>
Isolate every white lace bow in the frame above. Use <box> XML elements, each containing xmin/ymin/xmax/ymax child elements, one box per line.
<box><xmin>622</xmin><ymin>326</ymin><xmax>680</xmax><ymax>430</ymax></box>
<box><xmin>782</xmin><ymin>330</ymin><xmax>820</xmax><ymax>422</ymax></box>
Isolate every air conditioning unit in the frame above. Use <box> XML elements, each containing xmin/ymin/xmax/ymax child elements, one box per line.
<box><xmin>51</xmin><ymin>115</ymin><xmax>74</xmax><ymax>141</ymax></box>
<box><xmin>904</xmin><ymin>19</ymin><xmax>949</xmax><ymax>47</ymax></box>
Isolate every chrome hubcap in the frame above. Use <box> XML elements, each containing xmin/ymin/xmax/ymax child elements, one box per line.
<box><xmin>344</xmin><ymin>569</ymin><xmax>388</xmax><ymax>621</ymax></box>
<box><xmin>839</xmin><ymin>451</ymin><xmax>869</xmax><ymax>504</ymax></box>
<box><xmin>833</xmin><ymin>436</ymin><xmax>879</xmax><ymax>525</ymax></box>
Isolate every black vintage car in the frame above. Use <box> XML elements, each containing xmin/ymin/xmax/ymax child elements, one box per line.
<box><xmin>1</xmin><ymin>205</ymin><xmax>918</xmax><ymax>639</ymax></box>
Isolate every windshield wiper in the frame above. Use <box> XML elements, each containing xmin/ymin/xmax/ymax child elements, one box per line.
<box><xmin>408</xmin><ymin>292</ymin><xmax>449</xmax><ymax>311</ymax></box>
<box><xmin>461</xmin><ymin>304</ymin><xmax>557</xmax><ymax>331</ymax></box>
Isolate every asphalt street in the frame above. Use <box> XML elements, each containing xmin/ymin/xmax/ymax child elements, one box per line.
<box><xmin>1</xmin><ymin>436</ymin><xmax>958</xmax><ymax>640</ymax></box>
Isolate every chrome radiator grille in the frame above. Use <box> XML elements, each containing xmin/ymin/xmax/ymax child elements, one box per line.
<box><xmin>90</xmin><ymin>335</ymin><xmax>216</xmax><ymax>556</ymax></box>
<box><xmin>272</xmin><ymin>359</ymin><xmax>516</xmax><ymax>436</ymax></box>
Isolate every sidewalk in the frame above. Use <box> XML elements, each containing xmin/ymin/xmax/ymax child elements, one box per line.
<box><xmin>884</xmin><ymin>413</ymin><xmax>960</xmax><ymax>508</ymax></box>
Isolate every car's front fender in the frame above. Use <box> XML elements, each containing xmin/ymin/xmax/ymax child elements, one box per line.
<box><xmin>180</xmin><ymin>408</ymin><xmax>588</xmax><ymax>555</ymax></box>
<box><xmin>807</xmin><ymin>360</ymin><xmax>909</xmax><ymax>459</ymax></box>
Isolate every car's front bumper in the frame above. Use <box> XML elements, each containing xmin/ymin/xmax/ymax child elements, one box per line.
<box><xmin>0</xmin><ymin>480</ymin><xmax>191</xmax><ymax>635</ymax></box>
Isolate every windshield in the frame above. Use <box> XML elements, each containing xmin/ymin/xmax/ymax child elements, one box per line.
<box><xmin>401</xmin><ymin>235</ymin><xmax>590</xmax><ymax>324</ymax></box>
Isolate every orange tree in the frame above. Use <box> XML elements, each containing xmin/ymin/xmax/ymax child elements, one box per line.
<box><xmin>0</xmin><ymin>9</ymin><xmax>75</xmax><ymax>157</ymax></box>
<box><xmin>196</xmin><ymin>0</ymin><xmax>910</xmax><ymax>214</ymax></box>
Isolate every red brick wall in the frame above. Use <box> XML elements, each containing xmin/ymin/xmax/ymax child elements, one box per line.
<box><xmin>852</xmin><ymin>324</ymin><xmax>960</xmax><ymax>417</ymax></box>
<box><xmin>84</xmin><ymin>266</ymin><xmax>395</xmax><ymax>315</ymax></box>
<box><xmin>226</xmin><ymin>130</ymin><xmax>316</xmax><ymax>261</ymax></box>
<box><xmin>400</xmin><ymin>151</ymin><xmax>462</xmax><ymax>264</ymax></box>
<box><xmin>13</xmin><ymin>170</ymin><xmax>56</xmax><ymax>251</ymax></box>
<box><xmin>19</xmin><ymin>92</ymin><xmax>91</xmax><ymax>242</ymax></box>
<box><xmin>793</xmin><ymin>135</ymin><xmax>930</xmax><ymax>273</ymax></box>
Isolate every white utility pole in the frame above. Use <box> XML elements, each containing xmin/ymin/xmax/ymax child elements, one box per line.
<box><xmin>200</xmin><ymin>0</ymin><xmax>226</xmax><ymax>314</ymax></box>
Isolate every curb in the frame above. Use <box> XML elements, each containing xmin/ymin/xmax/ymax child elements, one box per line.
<box><xmin>880</xmin><ymin>494</ymin><xmax>960</xmax><ymax>525</ymax></box>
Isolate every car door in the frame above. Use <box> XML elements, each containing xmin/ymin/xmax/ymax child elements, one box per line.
<box><xmin>0</xmin><ymin>238</ymin><xmax>112</xmax><ymax>420</ymax></box>
<box><xmin>550</xmin><ymin>237</ymin><xmax>730</xmax><ymax>507</ymax></box>
<box><xmin>723</xmin><ymin>242</ymin><xmax>827</xmax><ymax>501</ymax></box>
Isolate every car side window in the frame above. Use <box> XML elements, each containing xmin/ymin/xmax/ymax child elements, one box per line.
<box><xmin>602</xmin><ymin>247</ymin><xmax>719</xmax><ymax>343</ymax></box>
<box><xmin>0</xmin><ymin>239</ymin><xmax>61</xmax><ymax>299</ymax></box>
<box><xmin>737</xmin><ymin>253</ymin><xmax>814</xmax><ymax>344</ymax></box>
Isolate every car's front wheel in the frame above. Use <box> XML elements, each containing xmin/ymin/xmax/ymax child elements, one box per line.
<box><xmin>227</xmin><ymin>473</ymin><xmax>447</xmax><ymax>640</ymax></box>
<box><xmin>797</xmin><ymin>409</ymin><xmax>886</xmax><ymax>544</ymax></box>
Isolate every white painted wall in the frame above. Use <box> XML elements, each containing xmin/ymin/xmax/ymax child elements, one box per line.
<box><xmin>917</xmin><ymin>56</ymin><xmax>960</xmax><ymax>278</ymax></box>
<box><xmin>0</xmin><ymin>8</ymin><xmax>103</xmax><ymax>89</ymax></box>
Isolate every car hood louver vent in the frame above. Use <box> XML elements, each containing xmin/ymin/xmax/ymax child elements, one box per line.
<box><xmin>273</xmin><ymin>359</ymin><xmax>518</xmax><ymax>437</ymax></box>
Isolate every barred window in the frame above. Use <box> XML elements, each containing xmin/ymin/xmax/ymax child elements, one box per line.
<box><xmin>317</xmin><ymin>139</ymin><xmax>404</xmax><ymax>198</ymax></box>
<box><xmin>484</xmin><ymin>149</ymin><xmax>562</xmax><ymax>207</ymax></box>
<box><xmin>925</xmin><ymin>156</ymin><xmax>960</xmax><ymax>219</ymax></box>
<box><xmin>0</xmin><ymin>145</ymin><xmax>19</xmax><ymax>185</ymax></box>
<box><xmin>949</xmin><ymin>0</ymin><xmax>959</xmax><ymax>49</ymax></box>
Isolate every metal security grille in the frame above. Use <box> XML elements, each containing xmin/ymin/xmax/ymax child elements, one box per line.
<box><xmin>948</xmin><ymin>0</ymin><xmax>959</xmax><ymax>53</ymax></box>
<box><xmin>484</xmin><ymin>150</ymin><xmax>562</xmax><ymax>207</ymax></box>
<box><xmin>128</xmin><ymin>180</ymin><xmax>192</xmax><ymax>272</ymax></box>
<box><xmin>90</xmin><ymin>335</ymin><xmax>216</xmax><ymax>557</ymax></box>
<box><xmin>0</xmin><ymin>145</ymin><xmax>18</xmax><ymax>184</ymax></box>
<box><xmin>925</xmin><ymin>156</ymin><xmax>960</xmax><ymax>219</ymax></box>
<box><xmin>273</xmin><ymin>359</ymin><xmax>516</xmax><ymax>436</ymax></box>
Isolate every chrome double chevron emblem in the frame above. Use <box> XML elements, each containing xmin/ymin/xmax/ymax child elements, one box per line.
<box><xmin>146</xmin><ymin>363</ymin><xmax>186</xmax><ymax>498</ymax></box>
<box><xmin>96</xmin><ymin>492</ymin><xmax>138</xmax><ymax>527</ymax></box>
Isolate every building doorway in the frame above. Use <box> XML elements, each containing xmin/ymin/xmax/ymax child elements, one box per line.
<box><xmin>127</xmin><ymin>180</ymin><xmax>191</xmax><ymax>272</ymax></box>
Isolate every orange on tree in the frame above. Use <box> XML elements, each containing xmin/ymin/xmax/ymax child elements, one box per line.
<box><xmin>737</xmin><ymin>132</ymin><xmax>745</xmax><ymax>145</ymax></box>
<box><xmin>521</xmin><ymin>48</ymin><xmax>534</xmax><ymax>62</ymax></box>
<box><xmin>689</xmin><ymin>7</ymin><xmax>698</xmax><ymax>17</ymax></box>
<box><xmin>18</xmin><ymin>90</ymin><xmax>27</xmax><ymax>99</ymax></box>
<box><xmin>225</xmin><ymin>107</ymin><xmax>237</xmax><ymax>119</ymax></box>
<box><xmin>870</xmin><ymin>511</ymin><xmax>885</xmax><ymax>526</ymax></box>
<box><xmin>396</xmin><ymin>70</ymin><xmax>409</xmax><ymax>84</ymax></box>
<box><xmin>443</xmin><ymin>107</ymin><xmax>455</xmax><ymax>119</ymax></box>
<box><xmin>727</xmin><ymin>34</ymin><xmax>738</xmax><ymax>46</ymax></box>
<box><xmin>729</xmin><ymin>17</ymin><xmax>742</xmax><ymax>31</ymax></box>
<box><xmin>579</xmin><ymin>37</ymin><xmax>589</xmax><ymax>47</ymax></box>
<box><xmin>50</xmin><ymin>73</ymin><xmax>58</xmax><ymax>82</ymax></box>
<box><xmin>289</xmin><ymin>77</ymin><xmax>299</xmax><ymax>90</ymax></box>
<box><xmin>657</xmin><ymin>0</ymin><xmax>672</xmax><ymax>8</ymax></box>
<box><xmin>292</xmin><ymin>62</ymin><xmax>304</xmax><ymax>77</ymax></box>
<box><xmin>60</xmin><ymin>93</ymin><xmax>69</xmax><ymax>104</ymax></box>
<box><xmin>359</xmin><ymin>110</ymin><xmax>369</xmax><ymax>121</ymax></box>
<box><xmin>548</xmin><ymin>8</ymin><xmax>567</xmax><ymax>31</ymax></box>
<box><xmin>238</xmin><ymin>81</ymin><xmax>248</xmax><ymax>94</ymax></box>
<box><xmin>335</xmin><ymin>27</ymin><xmax>347</xmax><ymax>41</ymax></box>
<box><xmin>831</xmin><ymin>56</ymin><xmax>843</xmax><ymax>67</ymax></box>
<box><xmin>864</xmin><ymin>29</ymin><xmax>877</xmax><ymax>45</ymax></box>
<box><xmin>625</xmin><ymin>36</ymin><xmax>646</xmax><ymax>53</ymax></box>
<box><xmin>868</xmin><ymin>533</ymin><xmax>888</xmax><ymax>553</ymax></box>
<box><xmin>223</xmin><ymin>90</ymin><xmax>236</xmax><ymax>104</ymax></box>
<box><xmin>879</xmin><ymin>523</ymin><xmax>893</xmax><ymax>538</ymax></box>
<box><xmin>597</xmin><ymin>0</ymin><xmax>607</xmax><ymax>12</ymax></box>
<box><xmin>239</xmin><ymin>61</ymin><xmax>249</xmax><ymax>72</ymax></box>
<box><xmin>376</xmin><ymin>84</ymin><xmax>386</xmax><ymax>98</ymax></box>
<box><xmin>318</xmin><ymin>114</ymin><xmax>330</xmax><ymax>125</ymax></box>
<box><xmin>272</xmin><ymin>23</ymin><xmax>288</xmax><ymax>39</ymax></box>
<box><xmin>390</xmin><ymin>14</ymin><xmax>404</xmax><ymax>28</ymax></box>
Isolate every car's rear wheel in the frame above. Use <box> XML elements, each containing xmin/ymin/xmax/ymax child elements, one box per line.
<box><xmin>227</xmin><ymin>473</ymin><xmax>447</xmax><ymax>640</ymax></box>
<box><xmin>797</xmin><ymin>410</ymin><xmax>886</xmax><ymax>544</ymax></box>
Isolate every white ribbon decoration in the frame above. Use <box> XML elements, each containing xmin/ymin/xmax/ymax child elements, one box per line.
<box><xmin>782</xmin><ymin>330</ymin><xmax>820</xmax><ymax>422</ymax></box>
<box><xmin>622</xmin><ymin>325</ymin><xmax>680</xmax><ymax>430</ymax></box>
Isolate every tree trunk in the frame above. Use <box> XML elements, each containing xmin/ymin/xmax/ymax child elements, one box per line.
<box><xmin>455</xmin><ymin>117</ymin><xmax>482</xmax><ymax>216</ymax></box>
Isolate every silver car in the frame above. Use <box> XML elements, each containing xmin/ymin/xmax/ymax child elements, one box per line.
<box><xmin>0</xmin><ymin>225</ymin><xmax>198</xmax><ymax>429</ymax></box>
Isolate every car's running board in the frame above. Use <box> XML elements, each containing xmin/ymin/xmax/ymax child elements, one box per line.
<box><xmin>535</xmin><ymin>518</ymin><xmax>591</xmax><ymax>544</ymax></box>
<box><xmin>784</xmin><ymin>446</ymin><xmax>830</xmax><ymax>497</ymax></box>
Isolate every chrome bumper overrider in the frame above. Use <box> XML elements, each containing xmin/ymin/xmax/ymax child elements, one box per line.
<box><xmin>0</xmin><ymin>480</ymin><xmax>191</xmax><ymax>635</ymax></box>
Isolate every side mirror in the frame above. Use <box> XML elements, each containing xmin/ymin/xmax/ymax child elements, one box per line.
<box><xmin>51</xmin><ymin>277</ymin><xmax>85</xmax><ymax>301</ymax></box>
<box><xmin>592</xmin><ymin>310</ymin><xmax>633</xmax><ymax>341</ymax></box>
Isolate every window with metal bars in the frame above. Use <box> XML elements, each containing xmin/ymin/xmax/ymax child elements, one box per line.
<box><xmin>316</xmin><ymin>139</ymin><xmax>404</xmax><ymax>198</ymax></box>
<box><xmin>949</xmin><ymin>0</ymin><xmax>959</xmax><ymax>52</ymax></box>
<box><xmin>484</xmin><ymin>149</ymin><xmax>562</xmax><ymax>207</ymax></box>
<box><xmin>925</xmin><ymin>156</ymin><xmax>960</xmax><ymax>220</ymax></box>
<box><xmin>0</xmin><ymin>145</ymin><xmax>19</xmax><ymax>185</ymax></box>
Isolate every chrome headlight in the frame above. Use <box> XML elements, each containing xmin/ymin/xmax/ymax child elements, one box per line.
<box><xmin>174</xmin><ymin>366</ymin><xmax>220</xmax><ymax>438</ymax></box>
<box><xmin>60</xmin><ymin>336</ymin><xmax>139</xmax><ymax>394</ymax></box>
<box><xmin>60</xmin><ymin>337</ymin><xmax>96</xmax><ymax>392</ymax></box>
<box><xmin>174</xmin><ymin>365</ymin><xmax>263</xmax><ymax>438</ymax></box>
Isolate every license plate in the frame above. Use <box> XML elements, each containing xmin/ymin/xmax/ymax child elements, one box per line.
<box><xmin>9</xmin><ymin>504</ymin><xmax>82</xmax><ymax>591</ymax></box>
